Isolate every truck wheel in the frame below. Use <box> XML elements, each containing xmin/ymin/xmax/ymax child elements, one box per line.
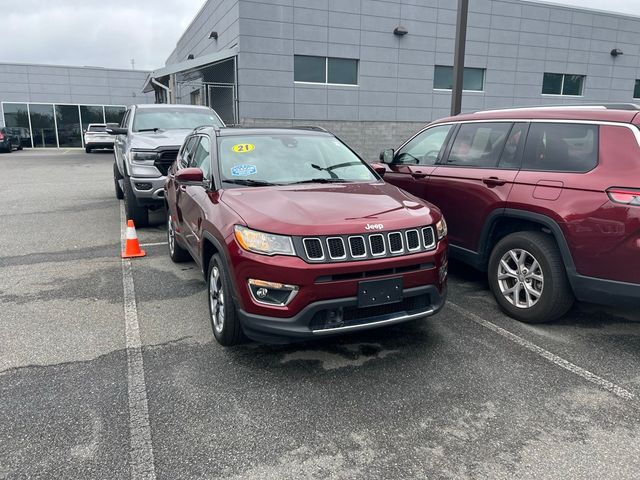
<box><xmin>167</xmin><ymin>214</ymin><xmax>191</xmax><ymax>262</ymax></box>
<box><xmin>85</xmin><ymin>147</ymin><xmax>92</xmax><ymax>153</ymax></box>
<box><xmin>488</xmin><ymin>231</ymin><xmax>574</xmax><ymax>323</ymax></box>
<box><xmin>208</xmin><ymin>254</ymin><xmax>244</xmax><ymax>346</ymax></box>
<box><xmin>17</xmin><ymin>144</ymin><xmax>23</xmax><ymax>151</ymax></box>
<box><xmin>123</xmin><ymin>177</ymin><xmax>149</xmax><ymax>227</ymax></box>
<box><xmin>113</xmin><ymin>162</ymin><xmax>124</xmax><ymax>200</ymax></box>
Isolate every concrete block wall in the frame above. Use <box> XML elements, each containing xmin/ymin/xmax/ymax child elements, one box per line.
<box><xmin>0</xmin><ymin>63</ymin><xmax>153</xmax><ymax>105</ymax></box>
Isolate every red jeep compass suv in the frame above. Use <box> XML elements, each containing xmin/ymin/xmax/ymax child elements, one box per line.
<box><xmin>380</xmin><ymin>105</ymin><xmax>640</xmax><ymax>323</ymax></box>
<box><xmin>164</xmin><ymin>126</ymin><xmax>448</xmax><ymax>345</ymax></box>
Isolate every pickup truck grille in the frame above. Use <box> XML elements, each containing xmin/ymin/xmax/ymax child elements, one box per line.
<box><xmin>154</xmin><ymin>150</ymin><xmax>179</xmax><ymax>176</ymax></box>
<box><xmin>297</xmin><ymin>226</ymin><xmax>437</xmax><ymax>263</ymax></box>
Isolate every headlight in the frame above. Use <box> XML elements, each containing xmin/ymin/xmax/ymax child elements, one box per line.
<box><xmin>130</xmin><ymin>150</ymin><xmax>158</xmax><ymax>164</ymax></box>
<box><xmin>234</xmin><ymin>225</ymin><xmax>295</xmax><ymax>256</ymax></box>
<box><xmin>436</xmin><ymin>217</ymin><xmax>447</xmax><ymax>240</ymax></box>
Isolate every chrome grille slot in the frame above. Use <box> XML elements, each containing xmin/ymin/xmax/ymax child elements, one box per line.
<box><xmin>303</xmin><ymin>238</ymin><xmax>324</xmax><ymax>260</ymax></box>
<box><xmin>422</xmin><ymin>227</ymin><xmax>436</xmax><ymax>250</ymax></box>
<box><xmin>406</xmin><ymin>229</ymin><xmax>421</xmax><ymax>251</ymax></box>
<box><xmin>326</xmin><ymin>237</ymin><xmax>346</xmax><ymax>259</ymax></box>
<box><xmin>388</xmin><ymin>232</ymin><xmax>404</xmax><ymax>253</ymax></box>
<box><xmin>348</xmin><ymin>236</ymin><xmax>367</xmax><ymax>258</ymax></box>
<box><xmin>369</xmin><ymin>234</ymin><xmax>386</xmax><ymax>256</ymax></box>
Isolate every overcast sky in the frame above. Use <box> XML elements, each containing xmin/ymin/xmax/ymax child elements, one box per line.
<box><xmin>1</xmin><ymin>0</ymin><xmax>638</xmax><ymax>71</ymax></box>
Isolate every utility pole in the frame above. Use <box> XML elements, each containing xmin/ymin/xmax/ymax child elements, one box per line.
<box><xmin>451</xmin><ymin>0</ymin><xmax>469</xmax><ymax>116</ymax></box>
<box><xmin>130</xmin><ymin>58</ymin><xmax>135</xmax><ymax>70</ymax></box>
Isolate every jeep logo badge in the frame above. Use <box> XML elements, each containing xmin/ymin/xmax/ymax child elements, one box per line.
<box><xmin>365</xmin><ymin>223</ymin><xmax>384</xmax><ymax>231</ymax></box>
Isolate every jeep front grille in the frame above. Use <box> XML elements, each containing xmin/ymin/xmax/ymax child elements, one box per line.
<box><xmin>299</xmin><ymin>226</ymin><xmax>437</xmax><ymax>263</ymax></box>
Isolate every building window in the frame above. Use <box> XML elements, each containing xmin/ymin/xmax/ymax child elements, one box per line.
<box><xmin>634</xmin><ymin>80</ymin><xmax>640</xmax><ymax>99</ymax></box>
<box><xmin>294</xmin><ymin>55</ymin><xmax>358</xmax><ymax>85</ymax></box>
<box><xmin>433</xmin><ymin>66</ymin><xmax>485</xmax><ymax>92</ymax></box>
<box><xmin>542</xmin><ymin>73</ymin><xmax>585</xmax><ymax>96</ymax></box>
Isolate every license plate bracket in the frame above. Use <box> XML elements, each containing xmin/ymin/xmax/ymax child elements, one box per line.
<box><xmin>357</xmin><ymin>277</ymin><xmax>403</xmax><ymax>308</ymax></box>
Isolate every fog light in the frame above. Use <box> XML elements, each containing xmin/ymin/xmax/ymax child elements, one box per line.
<box><xmin>135</xmin><ymin>182</ymin><xmax>152</xmax><ymax>190</ymax></box>
<box><xmin>248</xmin><ymin>279</ymin><xmax>298</xmax><ymax>306</ymax></box>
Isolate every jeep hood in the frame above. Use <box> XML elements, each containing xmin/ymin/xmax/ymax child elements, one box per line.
<box><xmin>129</xmin><ymin>129</ymin><xmax>192</xmax><ymax>150</ymax></box>
<box><xmin>220</xmin><ymin>182</ymin><xmax>440</xmax><ymax>236</ymax></box>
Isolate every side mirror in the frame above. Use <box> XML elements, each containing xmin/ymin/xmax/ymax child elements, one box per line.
<box><xmin>370</xmin><ymin>162</ymin><xmax>387</xmax><ymax>177</ymax></box>
<box><xmin>106</xmin><ymin>127</ymin><xmax>128</xmax><ymax>135</ymax></box>
<box><xmin>380</xmin><ymin>148</ymin><xmax>394</xmax><ymax>164</ymax></box>
<box><xmin>175</xmin><ymin>167</ymin><xmax>204</xmax><ymax>184</ymax></box>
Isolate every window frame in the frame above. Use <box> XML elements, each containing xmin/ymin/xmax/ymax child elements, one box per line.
<box><xmin>634</xmin><ymin>79</ymin><xmax>640</xmax><ymax>100</ymax></box>
<box><xmin>393</xmin><ymin>124</ymin><xmax>455</xmax><ymax>166</ymax></box>
<box><xmin>294</xmin><ymin>55</ymin><xmax>359</xmax><ymax>87</ymax></box>
<box><xmin>541</xmin><ymin>73</ymin><xmax>585</xmax><ymax>97</ymax></box>
<box><xmin>433</xmin><ymin>65</ymin><xmax>486</xmax><ymax>92</ymax></box>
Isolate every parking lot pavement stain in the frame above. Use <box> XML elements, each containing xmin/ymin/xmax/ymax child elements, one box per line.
<box><xmin>280</xmin><ymin>343</ymin><xmax>400</xmax><ymax>370</ymax></box>
<box><xmin>0</xmin><ymin>244</ymin><xmax>119</xmax><ymax>268</ymax></box>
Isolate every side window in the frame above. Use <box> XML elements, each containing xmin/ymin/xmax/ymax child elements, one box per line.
<box><xmin>395</xmin><ymin>125</ymin><xmax>452</xmax><ymax>165</ymax></box>
<box><xmin>498</xmin><ymin>123</ymin><xmax>528</xmax><ymax>170</ymax></box>
<box><xmin>191</xmin><ymin>136</ymin><xmax>211</xmax><ymax>179</ymax></box>
<box><xmin>446</xmin><ymin>122</ymin><xmax>512</xmax><ymax>168</ymax></box>
<box><xmin>180</xmin><ymin>136</ymin><xmax>198</xmax><ymax>168</ymax></box>
<box><xmin>522</xmin><ymin>123</ymin><xmax>598</xmax><ymax>172</ymax></box>
<box><xmin>120</xmin><ymin>109</ymin><xmax>130</xmax><ymax>128</ymax></box>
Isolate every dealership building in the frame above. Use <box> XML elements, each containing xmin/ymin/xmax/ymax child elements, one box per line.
<box><xmin>3</xmin><ymin>0</ymin><xmax>640</xmax><ymax>157</ymax></box>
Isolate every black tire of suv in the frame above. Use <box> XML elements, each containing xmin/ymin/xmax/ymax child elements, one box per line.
<box><xmin>167</xmin><ymin>215</ymin><xmax>191</xmax><ymax>262</ymax></box>
<box><xmin>113</xmin><ymin>162</ymin><xmax>124</xmax><ymax>200</ymax></box>
<box><xmin>208</xmin><ymin>254</ymin><xmax>244</xmax><ymax>346</ymax></box>
<box><xmin>85</xmin><ymin>147</ymin><xmax>92</xmax><ymax>153</ymax></box>
<box><xmin>488</xmin><ymin>231</ymin><xmax>574</xmax><ymax>324</ymax></box>
<box><xmin>123</xmin><ymin>176</ymin><xmax>149</xmax><ymax>227</ymax></box>
<box><xmin>17</xmin><ymin>144</ymin><xmax>23</xmax><ymax>151</ymax></box>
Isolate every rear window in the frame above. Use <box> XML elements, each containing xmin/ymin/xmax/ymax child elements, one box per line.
<box><xmin>522</xmin><ymin>123</ymin><xmax>598</xmax><ymax>172</ymax></box>
<box><xmin>88</xmin><ymin>125</ymin><xmax>107</xmax><ymax>132</ymax></box>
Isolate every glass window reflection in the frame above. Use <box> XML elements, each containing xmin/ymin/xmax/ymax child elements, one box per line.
<box><xmin>29</xmin><ymin>104</ymin><xmax>57</xmax><ymax>148</ymax></box>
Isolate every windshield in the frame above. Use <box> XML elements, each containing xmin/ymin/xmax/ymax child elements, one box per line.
<box><xmin>133</xmin><ymin>108</ymin><xmax>223</xmax><ymax>132</ymax></box>
<box><xmin>217</xmin><ymin>134</ymin><xmax>377</xmax><ymax>186</ymax></box>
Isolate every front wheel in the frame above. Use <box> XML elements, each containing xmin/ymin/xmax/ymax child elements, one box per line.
<box><xmin>167</xmin><ymin>214</ymin><xmax>191</xmax><ymax>262</ymax></box>
<box><xmin>488</xmin><ymin>231</ymin><xmax>574</xmax><ymax>323</ymax></box>
<box><xmin>85</xmin><ymin>147</ymin><xmax>92</xmax><ymax>153</ymax></box>
<box><xmin>123</xmin><ymin>177</ymin><xmax>149</xmax><ymax>227</ymax></box>
<box><xmin>113</xmin><ymin>162</ymin><xmax>124</xmax><ymax>200</ymax></box>
<box><xmin>208</xmin><ymin>254</ymin><xmax>244</xmax><ymax>346</ymax></box>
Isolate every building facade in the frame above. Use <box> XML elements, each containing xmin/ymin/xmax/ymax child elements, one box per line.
<box><xmin>0</xmin><ymin>63</ymin><xmax>153</xmax><ymax>148</ymax></box>
<box><xmin>145</xmin><ymin>0</ymin><xmax>640</xmax><ymax>159</ymax></box>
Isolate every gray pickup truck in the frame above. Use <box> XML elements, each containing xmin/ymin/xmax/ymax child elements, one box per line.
<box><xmin>109</xmin><ymin>104</ymin><xmax>224</xmax><ymax>226</ymax></box>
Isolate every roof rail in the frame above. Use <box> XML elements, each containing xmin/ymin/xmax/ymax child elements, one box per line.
<box><xmin>292</xmin><ymin>125</ymin><xmax>331</xmax><ymax>133</ymax></box>
<box><xmin>474</xmin><ymin>103</ymin><xmax>640</xmax><ymax>113</ymax></box>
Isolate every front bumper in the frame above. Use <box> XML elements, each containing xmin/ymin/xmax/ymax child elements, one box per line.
<box><xmin>238</xmin><ymin>284</ymin><xmax>447</xmax><ymax>343</ymax></box>
<box><xmin>128</xmin><ymin>176</ymin><xmax>166</xmax><ymax>204</ymax></box>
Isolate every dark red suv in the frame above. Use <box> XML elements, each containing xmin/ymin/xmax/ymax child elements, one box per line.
<box><xmin>379</xmin><ymin>105</ymin><xmax>640</xmax><ymax>323</ymax></box>
<box><xmin>164</xmin><ymin>127</ymin><xmax>448</xmax><ymax>345</ymax></box>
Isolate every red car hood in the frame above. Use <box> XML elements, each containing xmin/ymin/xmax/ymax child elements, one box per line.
<box><xmin>220</xmin><ymin>182</ymin><xmax>440</xmax><ymax>236</ymax></box>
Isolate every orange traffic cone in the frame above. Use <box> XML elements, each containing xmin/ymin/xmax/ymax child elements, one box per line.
<box><xmin>121</xmin><ymin>220</ymin><xmax>146</xmax><ymax>258</ymax></box>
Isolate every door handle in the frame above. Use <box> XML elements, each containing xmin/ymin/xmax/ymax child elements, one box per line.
<box><xmin>411</xmin><ymin>171</ymin><xmax>427</xmax><ymax>179</ymax></box>
<box><xmin>482</xmin><ymin>177</ymin><xmax>506</xmax><ymax>187</ymax></box>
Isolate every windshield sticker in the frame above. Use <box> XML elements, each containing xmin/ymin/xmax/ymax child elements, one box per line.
<box><xmin>231</xmin><ymin>164</ymin><xmax>257</xmax><ymax>177</ymax></box>
<box><xmin>232</xmin><ymin>143</ymin><xmax>255</xmax><ymax>153</ymax></box>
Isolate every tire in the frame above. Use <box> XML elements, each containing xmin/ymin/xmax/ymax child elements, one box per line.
<box><xmin>123</xmin><ymin>176</ymin><xmax>149</xmax><ymax>227</ymax></box>
<box><xmin>207</xmin><ymin>254</ymin><xmax>244</xmax><ymax>346</ymax></box>
<box><xmin>488</xmin><ymin>231</ymin><xmax>574</xmax><ymax>323</ymax></box>
<box><xmin>17</xmin><ymin>144</ymin><xmax>23</xmax><ymax>151</ymax></box>
<box><xmin>113</xmin><ymin>162</ymin><xmax>124</xmax><ymax>200</ymax></box>
<box><xmin>167</xmin><ymin>214</ymin><xmax>191</xmax><ymax>262</ymax></box>
<box><xmin>85</xmin><ymin>147</ymin><xmax>92</xmax><ymax>153</ymax></box>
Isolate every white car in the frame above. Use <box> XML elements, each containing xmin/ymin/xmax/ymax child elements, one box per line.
<box><xmin>84</xmin><ymin>124</ymin><xmax>115</xmax><ymax>153</ymax></box>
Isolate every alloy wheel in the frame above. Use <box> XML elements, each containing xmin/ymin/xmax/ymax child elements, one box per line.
<box><xmin>497</xmin><ymin>248</ymin><xmax>544</xmax><ymax>309</ymax></box>
<box><xmin>209</xmin><ymin>266</ymin><xmax>225</xmax><ymax>333</ymax></box>
<box><xmin>167</xmin><ymin>216</ymin><xmax>175</xmax><ymax>255</ymax></box>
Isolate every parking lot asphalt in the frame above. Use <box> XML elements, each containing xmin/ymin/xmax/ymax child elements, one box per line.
<box><xmin>1</xmin><ymin>150</ymin><xmax>639</xmax><ymax>480</ymax></box>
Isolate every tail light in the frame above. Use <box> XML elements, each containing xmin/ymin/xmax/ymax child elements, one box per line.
<box><xmin>0</xmin><ymin>133</ymin><xmax>4</xmax><ymax>140</ymax></box>
<box><xmin>607</xmin><ymin>187</ymin><xmax>640</xmax><ymax>206</ymax></box>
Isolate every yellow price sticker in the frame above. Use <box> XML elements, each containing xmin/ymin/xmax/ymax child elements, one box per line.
<box><xmin>232</xmin><ymin>143</ymin><xmax>255</xmax><ymax>153</ymax></box>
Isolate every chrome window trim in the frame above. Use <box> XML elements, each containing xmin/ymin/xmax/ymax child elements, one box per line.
<box><xmin>348</xmin><ymin>235</ymin><xmax>368</xmax><ymax>258</ymax></box>
<box><xmin>405</xmin><ymin>229</ymin><xmax>421</xmax><ymax>251</ymax></box>
<box><xmin>369</xmin><ymin>233</ymin><xmax>386</xmax><ymax>257</ymax></box>
<box><xmin>388</xmin><ymin>231</ymin><xmax>404</xmax><ymax>254</ymax></box>
<box><xmin>326</xmin><ymin>237</ymin><xmax>347</xmax><ymax>260</ymax></box>
<box><xmin>303</xmin><ymin>237</ymin><xmax>325</xmax><ymax>261</ymax></box>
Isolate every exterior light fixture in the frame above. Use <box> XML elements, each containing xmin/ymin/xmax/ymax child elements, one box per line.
<box><xmin>209</xmin><ymin>31</ymin><xmax>218</xmax><ymax>40</ymax></box>
<box><xmin>393</xmin><ymin>26</ymin><xmax>408</xmax><ymax>36</ymax></box>
<box><xmin>611</xmin><ymin>48</ymin><xmax>623</xmax><ymax>57</ymax></box>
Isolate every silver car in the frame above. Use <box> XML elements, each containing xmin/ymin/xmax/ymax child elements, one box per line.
<box><xmin>110</xmin><ymin>104</ymin><xmax>224</xmax><ymax>227</ymax></box>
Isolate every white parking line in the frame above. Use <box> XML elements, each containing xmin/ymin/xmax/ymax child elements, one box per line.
<box><xmin>120</xmin><ymin>203</ymin><xmax>157</xmax><ymax>480</ymax></box>
<box><xmin>449</xmin><ymin>302</ymin><xmax>636</xmax><ymax>402</ymax></box>
<box><xmin>139</xmin><ymin>242</ymin><xmax>166</xmax><ymax>247</ymax></box>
